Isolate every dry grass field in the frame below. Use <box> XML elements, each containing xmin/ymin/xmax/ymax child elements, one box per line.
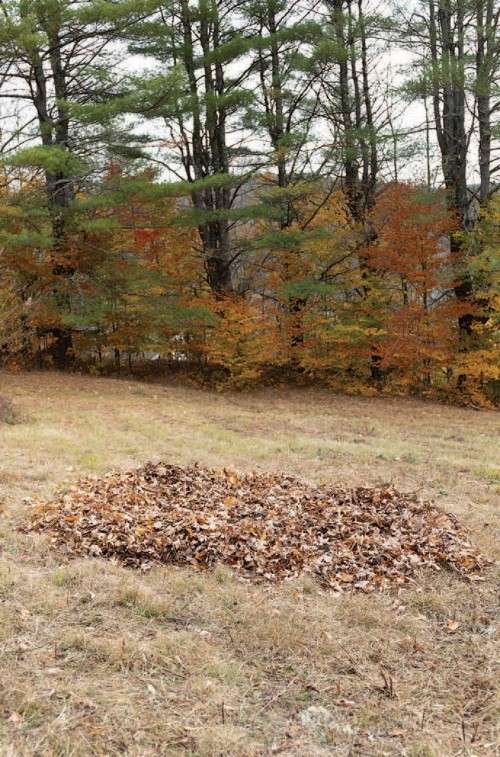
<box><xmin>0</xmin><ymin>372</ymin><xmax>498</xmax><ymax>756</ymax></box>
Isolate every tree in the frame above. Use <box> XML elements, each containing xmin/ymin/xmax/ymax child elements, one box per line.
<box><xmin>453</xmin><ymin>193</ymin><xmax>500</xmax><ymax>403</ymax></box>
<box><xmin>0</xmin><ymin>0</ymin><xmax>130</xmax><ymax>365</ymax></box>
<box><xmin>367</xmin><ymin>182</ymin><xmax>460</xmax><ymax>389</ymax></box>
<box><xmin>320</xmin><ymin>0</ymin><xmax>388</xmax><ymax>221</ymax></box>
<box><xmin>120</xmin><ymin>0</ymin><xmax>262</xmax><ymax>296</ymax></box>
<box><xmin>398</xmin><ymin>0</ymin><xmax>500</xmax><ymax>340</ymax></box>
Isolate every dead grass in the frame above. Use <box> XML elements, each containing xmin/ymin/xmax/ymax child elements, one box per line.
<box><xmin>0</xmin><ymin>371</ymin><xmax>498</xmax><ymax>756</ymax></box>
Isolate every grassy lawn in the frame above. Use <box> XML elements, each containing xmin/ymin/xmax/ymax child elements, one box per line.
<box><xmin>0</xmin><ymin>372</ymin><xmax>498</xmax><ymax>756</ymax></box>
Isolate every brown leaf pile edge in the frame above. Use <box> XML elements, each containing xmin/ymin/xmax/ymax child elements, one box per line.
<box><xmin>22</xmin><ymin>463</ymin><xmax>491</xmax><ymax>592</ymax></box>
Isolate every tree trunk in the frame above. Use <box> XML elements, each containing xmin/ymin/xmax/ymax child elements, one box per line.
<box><xmin>475</xmin><ymin>0</ymin><xmax>495</xmax><ymax>203</ymax></box>
<box><xmin>179</xmin><ymin>0</ymin><xmax>233</xmax><ymax>296</ymax></box>
<box><xmin>32</xmin><ymin>28</ymin><xmax>75</xmax><ymax>367</ymax></box>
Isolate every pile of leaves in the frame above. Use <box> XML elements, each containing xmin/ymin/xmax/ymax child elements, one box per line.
<box><xmin>24</xmin><ymin>463</ymin><xmax>490</xmax><ymax>591</ymax></box>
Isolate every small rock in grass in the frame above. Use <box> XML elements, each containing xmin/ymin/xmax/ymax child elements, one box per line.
<box><xmin>299</xmin><ymin>705</ymin><xmax>335</xmax><ymax>731</ymax></box>
<box><xmin>299</xmin><ymin>706</ymin><xmax>354</xmax><ymax>737</ymax></box>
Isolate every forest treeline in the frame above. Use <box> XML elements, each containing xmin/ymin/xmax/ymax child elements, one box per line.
<box><xmin>0</xmin><ymin>0</ymin><xmax>498</xmax><ymax>402</ymax></box>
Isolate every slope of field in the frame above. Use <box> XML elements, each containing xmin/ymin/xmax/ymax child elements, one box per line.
<box><xmin>0</xmin><ymin>372</ymin><xmax>498</xmax><ymax>756</ymax></box>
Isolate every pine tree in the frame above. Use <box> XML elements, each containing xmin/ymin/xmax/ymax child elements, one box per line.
<box><xmin>114</xmin><ymin>0</ymin><xmax>265</xmax><ymax>296</ymax></box>
<box><xmin>0</xmin><ymin>0</ymin><xmax>131</xmax><ymax>365</ymax></box>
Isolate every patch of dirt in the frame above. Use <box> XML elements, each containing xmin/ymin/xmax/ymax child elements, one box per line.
<box><xmin>23</xmin><ymin>463</ymin><xmax>491</xmax><ymax>592</ymax></box>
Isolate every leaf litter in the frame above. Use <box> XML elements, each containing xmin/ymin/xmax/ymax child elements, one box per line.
<box><xmin>24</xmin><ymin>463</ymin><xmax>491</xmax><ymax>591</ymax></box>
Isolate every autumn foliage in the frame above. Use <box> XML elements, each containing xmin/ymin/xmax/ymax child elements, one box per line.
<box><xmin>0</xmin><ymin>171</ymin><xmax>498</xmax><ymax>404</ymax></box>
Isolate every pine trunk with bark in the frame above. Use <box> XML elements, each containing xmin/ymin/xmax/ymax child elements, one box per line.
<box><xmin>177</xmin><ymin>0</ymin><xmax>233</xmax><ymax>296</ymax></box>
<box><xmin>32</xmin><ymin>28</ymin><xmax>75</xmax><ymax>367</ymax></box>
